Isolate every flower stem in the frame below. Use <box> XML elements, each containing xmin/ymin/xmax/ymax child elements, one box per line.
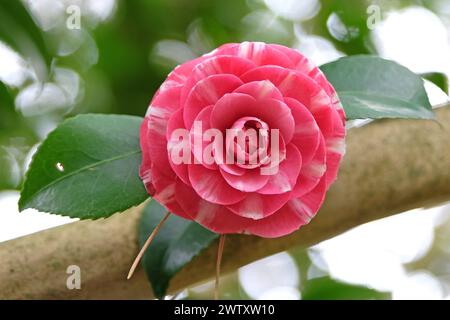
<box><xmin>214</xmin><ymin>234</ymin><xmax>226</xmax><ymax>300</ymax></box>
<box><xmin>127</xmin><ymin>211</ymin><xmax>171</xmax><ymax>280</ymax></box>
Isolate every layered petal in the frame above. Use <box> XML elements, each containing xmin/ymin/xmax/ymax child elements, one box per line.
<box><xmin>227</xmin><ymin>191</ymin><xmax>290</xmax><ymax>220</ymax></box>
<box><xmin>245</xmin><ymin>177</ymin><xmax>327</xmax><ymax>238</ymax></box>
<box><xmin>183</xmin><ymin>74</ymin><xmax>243</xmax><ymax>129</ymax></box>
<box><xmin>188</xmin><ymin>164</ymin><xmax>246</xmax><ymax>205</ymax></box>
<box><xmin>175</xmin><ymin>181</ymin><xmax>252</xmax><ymax>234</ymax></box>
<box><xmin>257</xmin><ymin>144</ymin><xmax>302</xmax><ymax>195</ymax></box>
<box><xmin>284</xmin><ymin>97</ymin><xmax>320</xmax><ymax>165</ymax></box>
<box><xmin>292</xmin><ymin>136</ymin><xmax>326</xmax><ymax>198</ymax></box>
<box><xmin>211</xmin><ymin>93</ymin><xmax>295</xmax><ymax>143</ymax></box>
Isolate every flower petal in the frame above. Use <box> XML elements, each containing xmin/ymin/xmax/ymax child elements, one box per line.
<box><xmin>167</xmin><ymin>108</ymin><xmax>191</xmax><ymax>185</ymax></box>
<box><xmin>211</xmin><ymin>93</ymin><xmax>295</xmax><ymax>143</ymax></box>
<box><xmin>233</xmin><ymin>80</ymin><xmax>283</xmax><ymax>101</ymax></box>
<box><xmin>189</xmin><ymin>105</ymin><xmax>218</xmax><ymax>170</ymax></box>
<box><xmin>151</xmin><ymin>167</ymin><xmax>192</xmax><ymax>219</ymax></box>
<box><xmin>220</xmin><ymin>167</ymin><xmax>270</xmax><ymax>192</ymax></box>
<box><xmin>245</xmin><ymin>176</ymin><xmax>327</xmax><ymax>238</ymax></box>
<box><xmin>241</xmin><ymin>66</ymin><xmax>335</xmax><ymax>136</ymax></box>
<box><xmin>217</xmin><ymin>42</ymin><xmax>294</xmax><ymax>68</ymax></box>
<box><xmin>257</xmin><ymin>144</ymin><xmax>302</xmax><ymax>195</ymax></box>
<box><xmin>284</xmin><ymin>97</ymin><xmax>320</xmax><ymax>165</ymax></box>
<box><xmin>183</xmin><ymin>74</ymin><xmax>243</xmax><ymax>129</ymax></box>
<box><xmin>145</xmin><ymin>86</ymin><xmax>182</xmax><ymax>172</ymax></box>
<box><xmin>324</xmin><ymin>109</ymin><xmax>346</xmax><ymax>188</ymax></box>
<box><xmin>180</xmin><ymin>55</ymin><xmax>257</xmax><ymax>107</ymax></box>
<box><xmin>188</xmin><ymin>164</ymin><xmax>246</xmax><ymax>205</ymax></box>
<box><xmin>227</xmin><ymin>191</ymin><xmax>291</xmax><ymax>220</ymax></box>
<box><xmin>175</xmin><ymin>181</ymin><xmax>252</xmax><ymax>234</ymax></box>
<box><xmin>292</xmin><ymin>136</ymin><xmax>326</xmax><ymax>198</ymax></box>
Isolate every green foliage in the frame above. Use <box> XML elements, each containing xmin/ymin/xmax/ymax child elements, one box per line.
<box><xmin>321</xmin><ymin>55</ymin><xmax>435</xmax><ymax>120</ymax></box>
<box><xmin>139</xmin><ymin>201</ymin><xmax>219</xmax><ymax>298</ymax></box>
<box><xmin>421</xmin><ymin>72</ymin><xmax>449</xmax><ymax>94</ymax></box>
<box><xmin>19</xmin><ymin>114</ymin><xmax>148</xmax><ymax>218</ymax></box>
<box><xmin>302</xmin><ymin>276</ymin><xmax>391</xmax><ymax>300</ymax></box>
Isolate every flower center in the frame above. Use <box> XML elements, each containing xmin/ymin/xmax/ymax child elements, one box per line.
<box><xmin>227</xmin><ymin>117</ymin><xmax>270</xmax><ymax>168</ymax></box>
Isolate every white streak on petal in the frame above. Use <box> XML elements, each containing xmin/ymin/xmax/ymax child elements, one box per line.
<box><xmin>303</xmin><ymin>161</ymin><xmax>326</xmax><ymax>177</ymax></box>
<box><xmin>147</xmin><ymin>106</ymin><xmax>171</xmax><ymax>134</ymax></box>
<box><xmin>236</xmin><ymin>195</ymin><xmax>265</xmax><ymax>220</ymax></box>
<box><xmin>141</xmin><ymin>170</ymin><xmax>153</xmax><ymax>185</ymax></box>
<box><xmin>310</xmin><ymin>90</ymin><xmax>331</xmax><ymax>113</ymax></box>
<box><xmin>327</xmin><ymin>137</ymin><xmax>346</xmax><ymax>155</ymax></box>
<box><xmin>157</xmin><ymin>183</ymin><xmax>176</xmax><ymax>205</ymax></box>
<box><xmin>289</xmin><ymin>198</ymin><xmax>314</xmax><ymax>222</ymax></box>
<box><xmin>196</xmin><ymin>201</ymin><xmax>215</xmax><ymax>225</ymax></box>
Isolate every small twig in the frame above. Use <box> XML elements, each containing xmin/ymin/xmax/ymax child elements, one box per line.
<box><xmin>127</xmin><ymin>212</ymin><xmax>171</xmax><ymax>280</ymax></box>
<box><xmin>214</xmin><ymin>234</ymin><xmax>226</xmax><ymax>300</ymax></box>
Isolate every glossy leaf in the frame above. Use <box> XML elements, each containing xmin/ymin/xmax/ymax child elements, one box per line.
<box><xmin>140</xmin><ymin>201</ymin><xmax>219</xmax><ymax>298</ymax></box>
<box><xmin>19</xmin><ymin>114</ymin><xmax>148</xmax><ymax>219</ymax></box>
<box><xmin>321</xmin><ymin>55</ymin><xmax>435</xmax><ymax>120</ymax></box>
<box><xmin>421</xmin><ymin>72</ymin><xmax>448</xmax><ymax>94</ymax></box>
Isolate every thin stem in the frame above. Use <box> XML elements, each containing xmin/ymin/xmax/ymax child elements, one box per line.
<box><xmin>127</xmin><ymin>212</ymin><xmax>171</xmax><ymax>280</ymax></box>
<box><xmin>214</xmin><ymin>234</ymin><xmax>226</xmax><ymax>300</ymax></box>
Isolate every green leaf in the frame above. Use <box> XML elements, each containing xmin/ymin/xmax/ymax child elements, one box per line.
<box><xmin>19</xmin><ymin>114</ymin><xmax>148</xmax><ymax>219</ymax></box>
<box><xmin>140</xmin><ymin>201</ymin><xmax>219</xmax><ymax>298</ymax></box>
<box><xmin>320</xmin><ymin>55</ymin><xmax>435</xmax><ymax>120</ymax></box>
<box><xmin>302</xmin><ymin>276</ymin><xmax>391</xmax><ymax>300</ymax></box>
<box><xmin>421</xmin><ymin>72</ymin><xmax>449</xmax><ymax>94</ymax></box>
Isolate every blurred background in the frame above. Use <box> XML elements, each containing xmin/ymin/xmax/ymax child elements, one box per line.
<box><xmin>1</xmin><ymin>0</ymin><xmax>450</xmax><ymax>300</ymax></box>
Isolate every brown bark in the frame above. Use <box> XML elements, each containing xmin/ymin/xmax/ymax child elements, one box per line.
<box><xmin>1</xmin><ymin>107</ymin><xmax>450</xmax><ymax>299</ymax></box>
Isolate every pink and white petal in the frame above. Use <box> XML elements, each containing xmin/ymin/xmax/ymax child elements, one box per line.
<box><xmin>270</xmin><ymin>44</ymin><xmax>316</xmax><ymax>75</ymax></box>
<box><xmin>227</xmin><ymin>191</ymin><xmax>291</xmax><ymax>220</ymax></box>
<box><xmin>174</xmin><ymin>180</ymin><xmax>202</xmax><ymax>217</ymax></box>
<box><xmin>241</xmin><ymin>66</ymin><xmax>335</xmax><ymax>136</ymax></box>
<box><xmin>324</xmin><ymin>114</ymin><xmax>346</xmax><ymax>188</ymax></box>
<box><xmin>211</xmin><ymin>94</ymin><xmax>295</xmax><ymax>143</ymax></box>
<box><xmin>257</xmin><ymin>144</ymin><xmax>302</xmax><ymax>195</ymax></box>
<box><xmin>233</xmin><ymin>80</ymin><xmax>283</xmax><ymax>101</ymax></box>
<box><xmin>217</xmin><ymin>42</ymin><xmax>294</xmax><ymax>68</ymax></box>
<box><xmin>257</xmin><ymin>98</ymin><xmax>295</xmax><ymax>144</ymax></box>
<box><xmin>194</xmin><ymin>201</ymin><xmax>253</xmax><ymax>234</ymax></box>
<box><xmin>180</xmin><ymin>55</ymin><xmax>257</xmax><ymax>106</ymax></box>
<box><xmin>150</xmin><ymin>167</ymin><xmax>193</xmax><ymax>219</ymax></box>
<box><xmin>183</xmin><ymin>74</ymin><xmax>243</xmax><ymax>129</ymax></box>
<box><xmin>147</xmin><ymin>85</ymin><xmax>182</xmax><ymax>116</ymax></box>
<box><xmin>325</xmin><ymin>151</ymin><xmax>342</xmax><ymax>189</ymax></box>
<box><xmin>145</xmin><ymin>86</ymin><xmax>183</xmax><ymax>172</ymax></box>
<box><xmin>245</xmin><ymin>177</ymin><xmax>327</xmax><ymax>238</ymax></box>
<box><xmin>188</xmin><ymin>164</ymin><xmax>246</xmax><ymax>205</ymax></box>
<box><xmin>220</xmin><ymin>167</ymin><xmax>270</xmax><ymax>192</ymax></box>
<box><xmin>139</xmin><ymin>117</ymin><xmax>154</xmax><ymax>195</ymax></box>
<box><xmin>292</xmin><ymin>136</ymin><xmax>326</xmax><ymax>198</ymax></box>
<box><xmin>219</xmin><ymin>163</ymin><xmax>246</xmax><ymax>176</ymax></box>
<box><xmin>284</xmin><ymin>97</ymin><xmax>320</xmax><ymax>164</ymax></box>
<box><xmin>175</xmin><ymin>182</ymin><xmax>252</xmax><ymax>234</ymax></box>
<box><xmin>189</xmin><ymin>106</ymin><xmax>218</xmax><ymax>170</ymax></box>
<box><xmin>210</xmin><ymin>93</ymin><xmax>257</xmax><ymax>132</ymax></box>
<box><xmin>167</xmin><ymin>108</ymin><xmax>191</xmax><ymax>185</ymax></box>
<box><xmin>269</xmin><ymin>44</ymin><xmax>341</xmax><ymax>105</ymax></box>
<box><xmin>165</xmin><ymin>56</ymin><xmax>207</xmax><ymax>86</ymax></box>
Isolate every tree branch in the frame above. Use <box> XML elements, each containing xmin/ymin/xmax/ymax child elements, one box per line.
<box><xmin>1</xmin><ymin>106</ymin><xmax>450</xmax><ymax>299</ymax></box>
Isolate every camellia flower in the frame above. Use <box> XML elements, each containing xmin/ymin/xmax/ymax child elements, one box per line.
<box><xmin>140</xmin><ymin>42</ymin><xmax>346</xmax><ymax>238</ymax></box>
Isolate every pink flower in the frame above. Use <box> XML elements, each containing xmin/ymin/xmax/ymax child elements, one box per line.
<box><xmin>140</xmin><ymin>42</ymin><xmax>346</xmax><ymax>238</ymax></box>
